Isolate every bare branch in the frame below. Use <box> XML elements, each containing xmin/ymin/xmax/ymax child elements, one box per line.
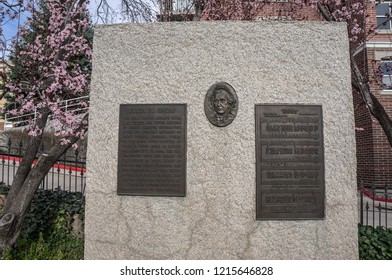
<box><xmin>93</xmin><ymin>0</ymin><xmax>156</xmax><ymax>23</ymax></box>
<box><xmin>317</xmin><ymin>2</ymin><xmax>333</xmax><ymax>22</ymax></box>
<box><xmin>95</xmin><ymin>0</ymin><xmax>117</xmax><ymax>24</ymax></box>
<box><xmin>1</xmin><ymin>0</ymin><xmax>23</xmax><ymax>12</ymax></box>
<box><xmin>121</xmin><ymin>0</ymin><xmax>154</xmax><ymax>22</ymax></box>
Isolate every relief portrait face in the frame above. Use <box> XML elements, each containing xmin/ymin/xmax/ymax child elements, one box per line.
<box><xmin>204</xmin><ymin>82</ymin><xmax>238</xmax><ymax>127</ymax></box>
<box><xmin>213</xmin><ymin>89</ymin><xmax>230</xmax><ymax>115</ymax></box>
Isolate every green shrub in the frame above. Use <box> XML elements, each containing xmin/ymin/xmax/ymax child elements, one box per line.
<box><xmin>359</xmin><ymin>224</ymin><xmax>392</xmax><ymax>260</ymax></box>
<box><xmin>20</xmin><ymin>189</ymin><xmax>85</xmax><ymax>240</ymax></box>
<box><xmin>2</xmin><ymin>189</ymin><xmax>84</xmax><ymax>260</ymax></box>
<box><xmin>3</xmin><ymin>232</ymin><xmax>84</xmax><ymax>260</ymax></box>
<box><xmin>0</xmin><ymin>184</ymin><xmax>9</xmax><ymax>195</ymax></box>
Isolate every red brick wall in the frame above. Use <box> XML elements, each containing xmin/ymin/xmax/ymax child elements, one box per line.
<box><xmin>367</xmin><ymin>48</ymin><xmax>392</xmax><ymax>187</ymax></box>
<box><xmin>353</xmin><ymin>0</ymin><xmax>392</xmax><ymax>187</ymax></box>
<box><xmin>361</xmin><ymin>0</ymin><xmax>392</xmax><ymax>186</ymax></box>
<box><xmin>353</xmin><ymin>48</ymin><xmax>375</xmax><ymax>186</ymax></box>
<box><xmin>159</xmin><ymin>0</ymin><xmax>323</xmax><ymax>21</ymax></box>
<box><xmin>252</xmin><ymin>2</ymin><xmax>322</xmax><ymax>20</ymax></box>
<box><xmin>364</xmin><ymin>1</ymin><xmax>392</xmax><ymax>42</ymax></box>
<box><xmin>254</xmin><ymin>0</ymin><xmax>392</xmax><ymax>187</ymax></box>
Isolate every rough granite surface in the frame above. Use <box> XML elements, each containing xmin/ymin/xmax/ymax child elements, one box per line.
<box><xmin>85</xmin><ymin>21</ymin><xmax>358</xmax><ymax>259</ymax></box>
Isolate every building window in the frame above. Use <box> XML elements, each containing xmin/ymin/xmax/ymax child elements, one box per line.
<box><xmin>381</xmin><ymin>60</ymin><xmax>392</xmax><ymax>89</ymax></box>
<box><xmin>376</xmin><ymin>1</ymin><xmax>392</xmax><ymax>29</ymax></box>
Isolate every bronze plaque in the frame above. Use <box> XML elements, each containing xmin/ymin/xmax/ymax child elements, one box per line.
<box><xmin>204</xmin><ymin>82</ymin><xmax>238</xmax><ymax>127</ymax></box>
<box><xmin>117</xmin><ymin>104</ymin><xmax>186</xmax><ymax>196</ymax></box>
<box><xmin>255</xmin><ymin>104</ymin><xmax>325</xmax><ymax>220</ymax></box>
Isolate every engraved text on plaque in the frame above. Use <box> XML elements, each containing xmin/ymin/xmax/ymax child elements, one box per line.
<box><xmin>255</xmin><ymin>104</ymin><xmax>325</xmax><ymax>219</ymax></box>
<box><xmin>117</xmin><ymin>104</ymin><xmax>186</xmax><ymax>196</ymax></box>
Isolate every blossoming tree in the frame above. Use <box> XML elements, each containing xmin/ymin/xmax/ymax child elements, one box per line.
<box><xmin>0</xmin><ymin>0</ymin><xmax>92</xmax><ymax>255</ymax></box>
<box><xmin>1</xmin><ymin>0</ymin><xmax>392</xmax><ymax>255</ymax></box>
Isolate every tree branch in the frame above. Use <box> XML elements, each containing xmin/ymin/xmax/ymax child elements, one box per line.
<box><xmin>351</xmin><ymin>54</ymin><xmax>392</xmax><ymax>147</ymax></box>
<box><xmin>317</xmin><ymin>2</ymin><xmax>333</xmax><ymax>22</ymax></box>
<box><xmin>3</xmin><ymin>107</ymin><xmax>50</xmax><ymax>207</ymax></box>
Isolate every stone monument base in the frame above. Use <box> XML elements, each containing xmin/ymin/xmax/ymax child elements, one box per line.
<box><xmin>85</xmin><ymin>21</ymin><xmax>358</xmax><ymax>259</ymax></box>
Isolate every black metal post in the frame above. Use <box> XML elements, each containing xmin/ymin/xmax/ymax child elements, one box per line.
<box><xmin>385</xmin><ymin>184</ymin><xmax>389</xmax><ymax>228</ymax></box>
<box><xmin>366</xmin><ymin>201</ymin><xmax>369</xmax><ymax>226</ymax></box>
<box><xmin>378</xmin><ymin>203</ymin><xmax>381</xmax><ymax>227</ymax></box>
<box><xmin>372</xmin><ymin>185</ymin><xmax>376</xmax><ymax>228</ymax></box>
<box><xmin>360</xmin><ymin>189</ymin><xmax>364</xmax><ymax>225</ymax></box>
<box><xmin>7</xmin><ymin>138</ymin><xmax>11</xmax><ymax>186</ymax></box>
<box><xmin>75</xmin><ymin>149</ymin><xmax>78</xmax><ymax>193</ymax></box>
<box><xmin>63</xmin><ymin>152</ymin><xmax>67</xmax><ymax>192</ymax></box>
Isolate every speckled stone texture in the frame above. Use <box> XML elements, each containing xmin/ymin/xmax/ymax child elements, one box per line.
<box><xmin>85</xmin><ymin>21</ymin><xmax>358</xmax><ymax>259</ymax></box>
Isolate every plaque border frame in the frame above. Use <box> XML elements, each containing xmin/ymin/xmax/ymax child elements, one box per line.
<box><xmin>255</xmin><ymin>103</ymin><xmax>325</xmax><ymax>220</ymax></box>
<box><xmin>117</xmin><ymin>103</ymin><xmax>187</xmax><ymax>197</ymax></box>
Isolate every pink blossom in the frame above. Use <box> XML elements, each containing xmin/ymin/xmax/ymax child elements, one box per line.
<box><xmin>0</xmin><ymin>0</ymin><xmax>92</xmax><ymax>145</ymax></box>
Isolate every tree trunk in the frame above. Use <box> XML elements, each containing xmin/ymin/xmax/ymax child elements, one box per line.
<box><xmin>317</xmin><ymin>3</ymin><xmax>392</xmax><ymax>148</ymax></box>
<box><xmin>0</xmin><ymin>126</ymin><xmax>84</xmax><ymax>257</ymax></box>
<box><xmin>193</xmin><ymin>0</ymin><xmax>202</xmax><ymax>21</ymax></box>
<box><xmin>351</xmin><ymin>56</ymin><xmax>392</xmax><ymax>147</ymax></box>
<box><xmin>5</xmin><ymin>109</ymin><xmax>50</xmax><ymax>205</ymax></box>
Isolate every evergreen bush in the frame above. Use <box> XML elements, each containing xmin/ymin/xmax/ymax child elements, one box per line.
<box><xmin>359</xmin><ymin>224</ymin><xmax>392</xmax><ymax>260</ymax></box>
<box><xmin>2</xmin><ymin>189</ymin><xmax>84</xmax><ymax>260</ymax></box>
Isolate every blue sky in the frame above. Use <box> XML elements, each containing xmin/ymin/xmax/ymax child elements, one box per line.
<box><xmin>2</xmin><ymin>12</ymin><xmax>28</xmax><ymax>44</ymax></box>
<box><xmin>2</xmin><ymin>1</ymin><xmax>99</xmax><ymax>42</ymax></box>
<box><xmin>2</xmin><ymin>0</ymin><xmax>158</xmax><ymax>45</ymax></box>
<box><xmin>1</xmin><ymin>1</ymin><xmax>123</xmax><ymax>45</ymax></box>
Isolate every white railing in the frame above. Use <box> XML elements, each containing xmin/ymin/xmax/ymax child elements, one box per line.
<box><xmin>161</xmin><ymin>0</ymin><xmax>195</xmax><ymax>14</ymax></box>
<box><xmin>174</xmin><ymin>0</ymin><xmax>194</xmax><ymax>13</ymax></box>
<box><xmin>4</xmin><ymin>95</ymin><xmax>89</xmax><ymax>130</ymax></box>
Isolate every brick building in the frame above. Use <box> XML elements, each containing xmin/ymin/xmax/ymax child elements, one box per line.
<box><xmin>160</xmin><ymin>0</ymin><xmax>392</xmax><ymax>187</ymax></box>
<box><xmin>352</xmin><ymin>0</ymin><xmax>392</xmax><ymax>187</ymax></box>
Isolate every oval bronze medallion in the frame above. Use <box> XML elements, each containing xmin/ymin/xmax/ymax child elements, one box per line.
<box><xmin>204</xmin><ymin>82</ymin><xmax>238</xmax><ymax>127</ymax></box>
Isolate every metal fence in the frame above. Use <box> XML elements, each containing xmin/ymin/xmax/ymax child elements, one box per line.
<box><xmin>4</xmin><ymin>96</ymin><xmax>88</xmax><ymax>130</ymax></box>
<box><xmin>358</xmin><ymin>185</ymin><xmax>392</xmax><ymax>228</ymax></box>
<box><xmin>0</xmin><ymin>138</ymin><xmax>86</xmax><ymax>194</ymax></box>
